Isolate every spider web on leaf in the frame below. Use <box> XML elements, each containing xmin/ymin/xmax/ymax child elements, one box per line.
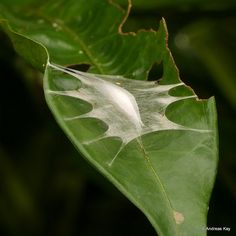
<box><xmin>46</xmin><ymin>63</ymin><xmax>211</xmax><ymax>166</ymax></box>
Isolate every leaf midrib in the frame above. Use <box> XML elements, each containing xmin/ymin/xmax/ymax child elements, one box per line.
<box><xmin>137</xmin><ymin>138</ymin><xmax>179</xmax><ymax>235</ymax></box>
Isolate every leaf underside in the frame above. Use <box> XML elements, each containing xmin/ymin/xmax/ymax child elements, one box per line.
<box><xmin>0</xmin><ymin>0</ymin><xmax>218</xmax><ymax>235</ymax></box>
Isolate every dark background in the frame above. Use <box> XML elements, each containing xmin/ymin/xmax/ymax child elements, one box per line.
<box><xmin>0</xmin><ymin>1</ymin><xmax>236</xmax><ymax>235</ymax></box>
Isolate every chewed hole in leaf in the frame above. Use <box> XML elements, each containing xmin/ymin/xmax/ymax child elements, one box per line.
<box><xmin>148</xmin><ymin>61</ymin><xmax>163</xmax><ymax>82</ymax></box>
<box><xmin>67</xmin><ymin>63</ymin><xmax>90</xmax><ymax>72</ymax></box>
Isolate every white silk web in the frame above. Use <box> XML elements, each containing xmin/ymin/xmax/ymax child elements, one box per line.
<box><xmin>46</xmin><ymin>63</ymin><xmax>210</xmax><ymax>166</ymax></box>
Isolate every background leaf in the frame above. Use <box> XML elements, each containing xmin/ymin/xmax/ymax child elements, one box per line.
<box><xmin>1</xmin><ymin>0</ymin><xmax>168</xmax><ymax>80</ymax></box>
<box><xmin>0</xmin><ymin>0</ymin><xmax>221</xmax><ymax>235</ymax></box>
<box><xmin>116</xmin><ymin>0</ymin><xmax>236</xmax><ymax>10</ymax></box>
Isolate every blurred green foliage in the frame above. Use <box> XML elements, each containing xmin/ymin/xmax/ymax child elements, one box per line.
<box><xmin>0</xmin><ymin>0</ymin><xmax>236</xmax><ymax>235</ymax></box>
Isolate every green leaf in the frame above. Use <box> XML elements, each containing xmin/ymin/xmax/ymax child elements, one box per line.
<box><xmin>44</xmin><ymin>63</ymin><xmax>218</xmax><ymax>235</ymax></box>
<box><xmin>0</xmin><ymin>0</ymin><xmax>218</xmax><ymax>235</ymax></box>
